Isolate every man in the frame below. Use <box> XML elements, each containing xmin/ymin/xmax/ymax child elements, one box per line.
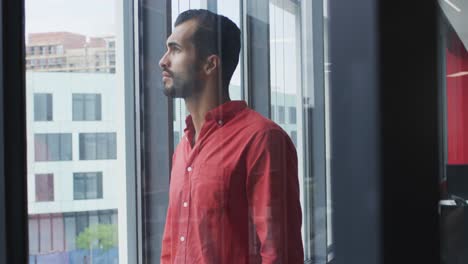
<box><xmin>159</xmin><ymin>9</ymin><xmax>303</xmax><ymax>264</ymax></box>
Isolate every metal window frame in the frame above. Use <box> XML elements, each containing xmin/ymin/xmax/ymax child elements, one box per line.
<box><xmin>244</xmin><ymin>0</ymin><xmax>271</xmax><ymax>117</ymax></box>
<box><xmin>0</xmin><ymin>0</ymin><xmax>28</xmax><ymax>262</ymax></box>
<box><xmin>328</xmin><ymin>0</ymin><xmax>440</xmax><ymax>264</ymax></box>
<box><xmin>137</xmin><ymin>0</ymin><xmax>173</xmax><ymax>263</ymax></box>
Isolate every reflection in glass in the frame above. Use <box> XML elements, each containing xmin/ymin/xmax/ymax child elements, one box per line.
<box><xmin>439</xmin><ymin>1</ymin><xmax>468</xmax><ymax>262</ymax></box>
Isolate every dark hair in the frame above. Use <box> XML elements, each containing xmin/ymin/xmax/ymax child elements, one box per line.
<box><xmin>175</xmin><ymin>9</ymin><xmax>241</xmax><ymax>92</ymax></box>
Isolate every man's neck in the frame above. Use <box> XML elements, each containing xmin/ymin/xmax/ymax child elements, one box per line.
<box><xmin>185</xmin><ymin>92</ymin><xmax>230</xmax><ymax>144</ymax></box>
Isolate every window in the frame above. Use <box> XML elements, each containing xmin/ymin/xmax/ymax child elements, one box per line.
<box><xmin>73</xmin><ymin>172</ymin><xmax>103</xmax><ymax>200</ymax></box>
<box><xmin>34</xmin><ymin>93</ymin><xmax>52</xmax><ymax>121</ymax></box>
<box><xmin>72</xmin><ymin>93</ymin><xmax>102</xmax><ymax>121</ymax></box>
<box><xmin>39</xmin><ymin>216</ymin><xmax>51</xmax><ymax>252</ymax></box>
<box><xmin>22</xmin><ymin>0</ymin><xmax>338</xmax><ymax>262</ymax></box>
<box><xmin>277</xmin><ymin>105</ymin><xmax>285</xmax><ymax>124</ymax></box>
<box><xmin>288</xmin><ymin>106</ymin><xmax>297</xmax><ymax>124</ymax></box>
<box><xmin>271</xmin><ymin>105</ymin><xmax>276</xmax><ymax>120</ymax></box>
<box><xmin>34</xmin><ymin>133</ymin><xmax>72</xmax><ymax>161</ymax></box>
<box><xmin>79</xmin><ymin>133</ymin><xmax>117</xmax><ymax>160</ymax></box>
<box><xmin>56</xmin><ymin>45</ymin><xmax>64</xmax><ymax>55</ymax></box>
<box><xmin>174</xmin><ymin>131</ymin><xmax>180</xmax><ymax>149</ymax></box>
<box><xmin>291</xmin><ymin>130</ymin><xmax>297</xmax><ymax>147</ymax></box>
<box><xmin>35</xmin><ymin>174</ymin><xmax>54</xmax><ymax>202</ymax></box>
<box><xmin>25</xmin><ymin>0</ymin><xmax>128</xmax><ymax>263</ymax></box>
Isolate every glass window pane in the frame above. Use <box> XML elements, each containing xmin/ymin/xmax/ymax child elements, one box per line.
<box><xmin>73</xmin><ymin>174</ymin><xmax>86</xmax><ymax>200</ymax></box>
<box><xmin>288</xmin><ymin>106</ymin><xmax>296</xmax><ymax>124</ymax></box>
<box><xmin>80</xmin><ymin>133</ymin><xmax>116</xmax><ymax>160</ymax></box>
<box><xmin>171</xmin><ymin>0</ymin><xmax>243</xmax><ymax>149</ymax></box>
<box><xmin>267</xmin><ymin>0</ymin><xmax>332</xmax><ymax>261</ymax></box>
<box><xmin>73</xmin><ymin>94</ymin><xmax>102</xmax><ymax>121</ymax></box>
<box><xmin>60</xmin><ymin>133</ymin><xmax>72</xmax><ymax>160</ymax></box>
<box><xmin>39</xmin><ymin>216</ymin><xmax>52</xmax><ymax>252</ymax></box>
<box><xmin>72</xmin><ymin>94</ymin><xmax>84</xmax><ymax>121</ymax></box>
<box><xmin>34</xmin><ymin>134</ymin><xmax>72</xmax><ymax>161</ymax></box>
<box><xmin>64</xmin><ymin>215</ymin><xmax>76</xmax><ymax>251</ymax></box>
<box><xmin>34</xmin><ymin>93</ymin><xmax>52</xmax><ymax>121</ymax></box>
<box><xmin>28</xmin><ymin>217</ymin><xmax>39</xmax><ymax>254</ymax></box>
<box><xmin>35</xmin><ymin>174</ymin><xmax>54</xmax><ymax>202</ymax></box>
<box><xmin>75</xmin><ymin>213</ymin><xmax>88</xmax><ymax>236</ymax></box>
<box><xmin>439</xmin><ymin>3</ymin><xmax>468</xmax><ymax>262</ymax></box>
<box><xmin>52</xmin><ymin>215</ymin><xmax>65</xmax><ymax>251</ymax></box>
<box><xmin>26</xmin><ymin>0</ymin><xmax>131</xmax><ymax>262</ymax></box>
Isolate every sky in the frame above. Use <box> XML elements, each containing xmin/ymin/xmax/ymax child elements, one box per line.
<box><xmin>25</xmin><ymin>0</ymin><xmax>116</xmax><ymax>37</ymax></box>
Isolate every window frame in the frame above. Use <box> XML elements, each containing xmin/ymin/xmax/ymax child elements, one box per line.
<box><xmin>73</xmin><ymin>172</ymin><xmax>103</xmax><ymax>200</ymax></box>
<box><xmin>33</xmin><ymin>93</ymin><xmax>52</xmax><ymax>121</ymax></box>
<box><xmin>72</xmin><ymin>93</ymin><xmax>102</xmax><ymax>121</ymax></box>
<box><xmin>34</xmin><ymin>133</ymin><xmax>72</xmax><ymax>162</ymax></box>
<box><xmin>35</xmin><ymin>173</ymin><xmax>54</xmax><ymax>202</ymax></box>
<box><xmin>78</xmin><ymin>132</ymin><xmax>117</xmax><ymax>160</ymax></box>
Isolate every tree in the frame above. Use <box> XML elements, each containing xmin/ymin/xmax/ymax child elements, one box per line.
<box><xmin>76</xmin><ymin>224</ymin><xmax>118</xmax><ymax>252</ymax></box>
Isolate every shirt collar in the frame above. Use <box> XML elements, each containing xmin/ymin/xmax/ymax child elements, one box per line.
<box><xmin>185</xmin><ymin>100</ymin><xmax>247</xmax><ymax>131</ymax></box>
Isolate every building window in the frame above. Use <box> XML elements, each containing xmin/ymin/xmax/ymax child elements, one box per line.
<box><xmin>73</xmin><ymin>172</ymin><xmax>103</xmax><ymax>200</ymax></box>
<box><xmin>271</xmin><ymin>105</ymin><xmax>276</xmax><ymax>120</ymax></box>
<box><xmin>288</xmin><ymin>106</ymin><xmax>297</xmax><ymax>124</ymax></box>
<box><xmin>34</xmin><ymin>133</ymin><xmax>72</xmax><ymax>161</ymax></box>
<box><xmin>278</xmin><ymin>105</ymin><xmax>285</xmax><ymax>124</ymax></box>
<box><xmin>174</xmin><ymin>131</ymin><xmax>180</xmax><ymax>148</ymax></box>
<box><xmin>291</xmin><ymin>130</ymin><xmax>297</xmax><ymax>147</ymax></box>
<box><xmin>35</xmin><ymin>174</ymin><xmax>54</xmax><ymax>202</ymax></box>
<box><xmin>79</xmin><ymin>132</ymin><xmax>117</xmax><ymax>160</ymax></box>
<box><xmin>72</xmin><ymin>93</ymin><xmax>102</xmax><ymax>121</ymax></box>
<box><xmin>34</xmin><ymin>93</ymin><xmax>52</xmax><ymax>121</ymax></box>
<box><xmin>57</xmin><ymin>45</ymin><xmax>64</xmax><ymax>54</ymax></box>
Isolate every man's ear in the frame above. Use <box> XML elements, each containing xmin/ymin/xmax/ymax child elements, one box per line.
<box><xmin>203</xmin><ymin>55</ymin><xmax>220</xmax><ymax>75</ymax></box>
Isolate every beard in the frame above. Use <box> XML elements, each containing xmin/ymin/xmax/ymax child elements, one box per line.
<box><xmin>163</xmin><ymin>64</ymin><xmax>202</xmax><ymax>99</ymax></box>
<box><xmin>163</xmin><ymin>74</ymin><xmax>200</xmax><ymax>98</ymax></box>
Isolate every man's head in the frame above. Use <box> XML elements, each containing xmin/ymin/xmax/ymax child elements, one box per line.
<box><xmin>159</xmin><ymin>9</ymin><xmax>241</xmax><ymax>98</ymax></box>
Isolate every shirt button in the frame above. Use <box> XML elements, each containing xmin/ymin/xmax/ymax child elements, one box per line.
<box><xmin>187</xmin><ymin>167</ymin><xmax>192</xmax><ymax>172</ymax></box>
<box><xmin>218</xmin><ymin>120</ymin><xmax>223</xmax><ymax>126</ymax></box>
<box><xmin>180</xmin><ymin>236</ymin><xmax>185</xmax><ymax>242</ymax></box>
<box><xmin>183</xmin><ymin>202</ymin><xmax>188</xmax><ymax>207</ymax></box>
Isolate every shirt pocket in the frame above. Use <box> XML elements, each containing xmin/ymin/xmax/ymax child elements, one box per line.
<box><xmin>191</xmin><ymin>163</ymin><xmax>229</xmax><ymax>210</ymax></box>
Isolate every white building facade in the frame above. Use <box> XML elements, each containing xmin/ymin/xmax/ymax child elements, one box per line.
<box><xmin>26</xmin><ymin>72</ymin><xmax>124</xmax><ymax>262</ymax></box>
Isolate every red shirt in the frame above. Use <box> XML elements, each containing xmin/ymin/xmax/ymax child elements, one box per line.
<box><xmin>161</xmin><ymin>101</ymin><xmax>304</xmax><ymax>264</ymax></box>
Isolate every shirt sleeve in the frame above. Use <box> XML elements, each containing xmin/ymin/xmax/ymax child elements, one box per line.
<box><xmin>245</xmin><ymin>129</ymin><xmax>304</xmax><ymax>264</ymax></box>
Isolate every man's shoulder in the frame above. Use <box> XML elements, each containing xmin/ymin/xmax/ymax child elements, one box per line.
<box><xmin>240</xmin><ymin>108</ymin><xmax>290</xmax><ymax>139</ymax></box>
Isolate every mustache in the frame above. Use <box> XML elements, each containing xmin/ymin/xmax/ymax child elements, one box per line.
<box><xmin>161</xmin><ymin>68</ymin><xmax>173</xmax><ymax>77</ymax></box>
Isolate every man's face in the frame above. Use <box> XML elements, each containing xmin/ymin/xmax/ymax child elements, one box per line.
<box><xmin>159</xmin><ymin>19</ymin><xmax>202</xmax><ymax>98</ymax></box>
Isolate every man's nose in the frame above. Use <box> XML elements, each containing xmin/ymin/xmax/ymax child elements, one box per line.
<box><xmin>159</xmin><ymin>52</ymin><xmax>169</xmax><ymax>69</ymax></box>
